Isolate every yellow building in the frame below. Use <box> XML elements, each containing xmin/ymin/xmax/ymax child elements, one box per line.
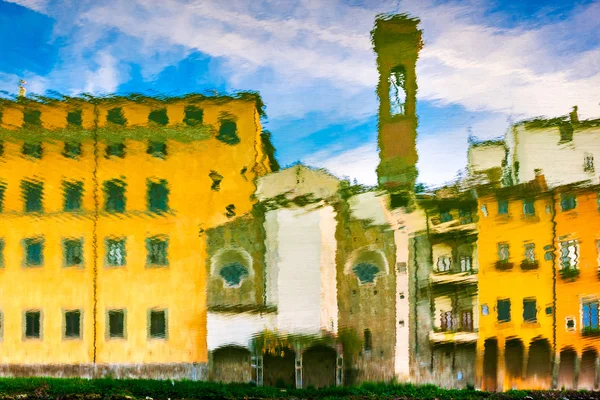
<box><xmin>475</xmin><ymin>173</ymin><xmax>555</xmax><ymax>391</ymax></box>
<box><xmin>0</xmin><ymin>93</ymin><xmax>273</xmax><ymax>378</ymax></box>
<box><xmin>552</xmin><ymin>182</ymin><xmax>600</xmax><ymax>390</ymax></box>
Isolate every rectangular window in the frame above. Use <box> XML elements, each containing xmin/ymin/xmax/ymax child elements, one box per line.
<box><xmin>147</xmin><ymin>141</ymin><xmax>167</xmax><ymax>159</ymax></box>
<box><xmin>67</xmin><ymin>110</ymin><xmax>82</xmax><ymax>127</ymax></box>
<box><xmin>440</xmin><ymin>311</ymin><xmax>456</xmax><ymax>331</ymax></box>
<box><xmin>523</xmin><ymin>298</ymin><xmax>537</xmax><ymax>322</ymax></box>
<box><xmin>460</xmin><ymin>256</ymin><xmax>472</xmax><ymax>272</ymax></box>
<box><xmin>583</xmin><ymin>301</ymin><xmax>599</xmax><ymax>332</ymax></box>
<box><xmin>22</xmin><ymin>142</ymin><xmax>42</xmax><ymax>159</ymax></box>
<box><xmin>104</xmin><ymin>179</ymin><xmax>126</xmax><ymax>213</ymax></box>
<box><xmin>497</xmin><ymin>299</ymin><xmax>511</xmax><ymax>323</ymax></box>
<box><xmin>440</xmin><ymin>209</ymin><xmax>452</xmax><ymax>223</ymax></box>
<box><xmin>146</xmin><ymin>236</ymin><xmax>169</xmax><ymax>266</ymax></box>
<box><xmin>63</xmin><ymin>238</ymin><xmax>83</xmax><ymax>267</ymax></box>
<box><xmin>105</xmin><ymin>142</ymin><xmax>125</xmax><ymax>158</ymax></box>
<box><xmin>216</xmin><ymin>119</ymin><xmax>240</xmax><ymax>145</ymax></box>
<box><xmin>497</xmin><ymin>243</ymin><xmax>510</xmax><ymax>262</ymax></box>
<box><xmin>0</xmin><ymin>239</ymin><xmax>4</xmax><ymax>268</ymax></box>
<box><xmin>63</xmin><ymin>181</ymin><xmax>83</xmax><ymax>211</ymax></box>
<box><xmin>363</xmin><ymin>329</ymin><xmax>372</xmax><ymax>352</ymax></box>
<box><xmin>183</xmin><ymin>105</ymin><xmax>203</xmax><ymax>126</ymax></box>
<box><xmin>436</xmin><ymin>256</ymin><xmax>451</xmax><ymax>272</ymax></box>
<box><xmin>461</xmin><ymin>311</ymin><xmax>473</xmax><ymax>332</ymax></box>
<box><xmin>22</xmin><ymin>180</ymin><xmax>43</xmax><ymax>213</ymax></box>
<box><xmin>497</xmin><ymin>199</ymin><xmax>508</xmax><ymax>215</ymax></box>
<box><xmin>147</xmin><ymin>179</ymin><xmax>169</xmax><ymax>213</ymax></box>
<box><xmin>389</xmin><ymin>65</ymin><xmax>407</xmax><ymax>116</ymax></box>
<box><xmin>108</xmin><ymin>309</ymin><xmax>125</xmax><ymax>338</ymax></box>
<box><xmin>25</xmin><ymin>310</ymin><xmax>41</xmax><ymax>339</ymax></box>
<box><xmin>64</xmin><ymin>310</ymin><xmax>81</xmax><ymax>339</ymax></box>
<box><xmin>584</xmin><ymin>153</ymin><xmax>595</xmax><ymax>173</ymax></box>
<box><xmin>149</xmin><ymin>309</ymin><xmax>167</xmax><ymax>339</ymax></box>
<box><xmin>523</xmin><ymin>199</ymin><xmax>535</xmax><ymax>216</ymax></box>
<box><xmin>560</xmin><ymin>193</ymin><xmax>577</xmax><ymax>211</ymax></box>
<box><xmin>24</xmin><ymin>237</ymin><xmax>44</xmax><ymax>267</ymax></box>
<box><xmin>63</xmin><ymin>142</ymin><xmax>81</xmax><ymax>159</ymax></box>
<box><xmin>524</xmin><ymin>243</ymin><xmax>536</xmax><ymax>263</ymax></box>
<box><xmin>106</xmin><ymin>238</ymin><xmax>126</xmax><ymax>267</ymax></box>
<box><xmin>0</xmin><ymin>182</ymin><xmax>6</xmax><ymax>213</ymax></box>
<box><xmin>459</xmin><ymin>208</ymin><xmax>472</xmax><ymax>223</ymax></box>
<box><xmin>560</xmin><ymin>240</ymin><xmax>579</xmax><ymax>270</ymax></box>
<box><xmin>106</xmin><ymin>107</ymin><xmax>126</xmax><ymax>125</ymax></box>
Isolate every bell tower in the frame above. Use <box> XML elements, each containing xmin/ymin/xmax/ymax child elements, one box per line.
<box><xmin>372</xmin><ymin>14</ymin><xmax>422</xmax><ymax>200</ymax></box>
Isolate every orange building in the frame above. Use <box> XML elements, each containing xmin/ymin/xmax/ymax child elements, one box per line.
<box><xmin>475</xmin><ymin>173</ymin><xmax>555</xmax><ymax>391</ymax></box>
<box><xmin>552</xmin><ymin>181</ymin><xmax>600</xmax><ymax>390</ymax></box>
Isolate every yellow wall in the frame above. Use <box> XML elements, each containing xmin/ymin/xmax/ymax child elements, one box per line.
<box><xmin>476</xmin><ymin>192</ymin><xmax>555</xmax><ymax>389</ymax></box>
<box><xmin>0</xmin><ymin>95</ymin><xmax>270</xmax><ymax>366</ymax></box>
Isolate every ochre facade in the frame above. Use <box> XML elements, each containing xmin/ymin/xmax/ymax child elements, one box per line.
<box><xmin>0</xmin><ymin>94</ymin><xmax>272</xmax><ymax>377</ymax></box>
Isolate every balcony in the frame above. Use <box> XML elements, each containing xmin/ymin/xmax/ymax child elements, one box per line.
<box><xmin>520</xmin><ymin>260</ymin><xmax>539</xmax><ymax>271</ymax></box>
<box><xmin>429</xmin><ymin>330</ymin><xmax>478</xmax><ymax>344</ymax></box>
<box><xmin>430</xmin><ymin>271</ymin><xmax>478</xmax><ymax>284</ymax></box>
<box><xmin>495</xmin><ymin>260</ymin><xmax>514</xmax><ymax>271</ymax></box>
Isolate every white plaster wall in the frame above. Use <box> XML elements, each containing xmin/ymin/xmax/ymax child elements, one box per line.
<box><xmin>264</xmin><ymin>211</ymin><xmax>279</xmax><ymax>306</ymax></box>
<box><xmin>468</xmin><ymin>144</ymin><xmax>505</xmax><ymax>174</ymax></box>
<box><xmin>274</xmin><ymin>208</ymin><xmax>324</xmax><ymax>334</ymax></box>
<box><xmin>348</xmin><ymin>191</ymin><xmax>388</xmax><ymax>226</ymax></box>
<box><xmin>319</xmin><ymin>206</ymin><xmax>339</xmax><ymax>334</ymax></box>
<box><xmin>512</xmin><ymin>125</ymin><xmax>600</xmax><ymax>187</ymax></box>
<box><xmin>207</xmin><ymin>312</ymin><xmax>276</xmax><ymax>351</ymax></box>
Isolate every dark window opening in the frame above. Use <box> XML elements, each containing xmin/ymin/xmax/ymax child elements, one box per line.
<box><xmin>146</xmin><ymin>237</ymin><xmax>168</xmax><ymax>266</ymax></box>
<box><xmin>0</xmin><ymin>140</ymin><xmax>4</xmax><ymax>157</ymax></box>
<box><xmin>67</xmin><ymin>110</ymin><xmax>82</xmax><ymax>127</ymax></box>
<box><xmin>498</xmin><ymin>199</ymin><xmax>509</xmax><ymax>215</ymax></box>
<box><xmin>63</xmin><ymin>181</ymin><xmax>83</xmax><ymax>212</ymax></box>
<box><xmin>63</xmin><ymin>142</ymin><xmax>81</xmax><ymax>159</ymax></box>
<box><xmin>220</xmin><ymin>262</ymin><xmax>249</xmax><ymax>287</ymax></box>
<box><xmin>105</xmin><ymin>142</ymin><xmax>126</xmax><ymax>158</ymax></box>
<box><xmin>497</xmin><ymin>299</ymin><xmax>511</xmax><ymax>323</ymax></box>
<box><xmin>523</xmin><ymin>199</ymin><xmax>535</xmax><ymax>216</ymax></box>
<box><xmin>63</xmin><ymin>239</ymin><xmax>83</xmax><ymax>267</ymax></box>
<box><xmin>0</xmin><ymin>182</ymin><xmax>5</xmax><ymax>213</ymax></box>
<box><xmin>209</xmin><ymin>171</ymin><xmax>223</xmax><ymax>191</ymax></box>
<box><xmin>183</xmin><ymin>105</ymin><xmax>203</xmax><ymax>126</ymax></box>
<box><xmin>559</xmin><ymin>123</ymin><xmax>573</xmax><ymax>142</ymax></box>
<box><xmin>390</xmin><ymin>192</ymin><xmax>410</xmax><ymax>209</ymax></box>
<box><xmin>22</xmin><ymin>180</ymin><xmax>43</xmax><ymax>213</ymax></box>
<box><xmin>440</xmin><ymin>209</ymin><xmax>453</xmax><ymax>223</ymax></box>
<box><xmin>523</xmin><ymin>298</ymin><xmax>537</xmax><ymax>322</ymax></box>
<box><xmin>23</xmin><ymin>109</ymin><xmax>41</xmax><ymax>127</ymax></box>
<box><xmin>0</xmin><ymin>239</ymin><xmax>4</xmax><ymax>268</ymax></box>
<box><xmin>148</xmin><ymin>108</ymin><xmax>169</xmax><ymax>126</ymax></box>
<box><xmin>24</xmin><ymin>238</ymin><xmax>44</xmax><ymax>266</ymax></box>
<box><xmin>22</xmin><ymin>142</ymin><xmax>42</xmax><ymax>159</ymax></box>
<box><xmin>106</xmin><ymin>107</ymin><xmax>127</xmax><ymax>125</ymax></box>
<box><xmin>363</xmin><ymin>329</ymin><xmax>372</xmax><ymax>352</ymax></box>
<box><xmin>216</xmin><ymin>119</ymin><xmax>240</xmax><ymax>145</ymax></box>
<box><xmin>147</xmin><ymin>179</ymin><xmax>169</xmax><ymax>213</ymax></box>
<box><xmin>149</xmin><ymin>310</ymin><xmax>167</xmax><ymax>339</ymax></box>
<box><xmin>108</xmin><ymin>310</ymin><xmax>125</xmax><ymax>338</ymax></box>
<box><xmin>25</xmin><ymin>311</ymin><xmax>41</xmax><ymax>338</ymax></box>
<box><xmin>65</xmin><ymin>310</ymin><xmax>81</xmax><ymax>338</ymax></box>
<box><xmin>225</xmin><ymin>204</ymin><xmax>236</xmax><ymax>218</ymax></box>
<box><xmin>103</xmin><ymin>179</ymin><xmax>126</xmax><ymax>213</ymax></box>
<box><xmin>561</xmin><ymin>193</ymin><xmax>577</xmax><ymax>211</ymax></box>
<box><xmin>459</xmin><ymin>208</ymin><xmax>472</xmax><ymax>223</ymax></box>
<box><xmin>147</xmin><ymin>141</ymin><xmax>167</xmax><ymax>159</ymax></box>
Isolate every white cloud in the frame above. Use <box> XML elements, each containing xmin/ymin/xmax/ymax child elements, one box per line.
<box><xmin>81</xmin><ymin>52</ymin><xmax>120</xmax><ymax>95</ymax></box>
<box><xmin>305</xmin><ymin>143</ymin><xmax>379</xmax><ymax>186</ymax></box>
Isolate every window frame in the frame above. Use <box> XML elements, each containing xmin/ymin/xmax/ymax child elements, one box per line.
<box><xmin>523</xmin><ymin>298</ymin><xmax>537</xmax><ymax>323</ymax></box>
<box><xmin>147</xmin><ymin>179</ymin><xmax>170</xmax><ymax>213</ymax></box>
<box><xmin>103</xmin><ymin>179</ymin><xmax>127</xmax><ymax>213</ymax></box>
<box><xmin>63</xmin><ymin>309</ymin><xmax>83</xmax><ymax>340</ymax></box>
<box><xmin>23</xmin><ymin>309</ymin><xmax>42</xmax><ymax>340</ymax></box>
<box><xmin>63</xmin><ymin>238</ymin><xmax>84</xmax><ymax>268</ymax></box>
<box><xmin>63</xmin><ymin>180</ymin><xmax>84</xmax><ymax>212</ymax></box>
<box><xmin>106</xmin><ymin>308</ymin><xmax>127</xmax><ymax>339</ymax></box>
<box><xmin>146</xmin><ymin>236</ymin><xmax>169</xmax><ymax>267</ymax></box>
<box><xmin>523</xmin><ymin>198</ymin><xmax>535</xmax><ymax>216</ymax></box>
<box><xmin>497</xmin><ymin>298</ymin><xmax>511</xmax><ymax>323</ymax></box>
<box><xmin>560</xmin><ymin>193</ymin><xmax>577</xmax><ymax>212</ymax></box>
<box><xmin>105</xmin><ymin>237</ymin><xmax>127</xmax><ymax>267</ymax></box>
<box><xmin>23</xmin><ymin>237</ymin><xmax>44</xmax><ymax>268</ymax></box>
<box><xmin>148</xmin><ymin>308</ymin><xmax>168</xmax><ymax>340</ymax></box>
<box><xmin>22</xmin><ymin>179</ymin><xmax>44</xmax><ymax>213</ymax></box>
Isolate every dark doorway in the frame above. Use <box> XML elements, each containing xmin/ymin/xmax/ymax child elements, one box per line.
<box><xmin>505</xmin><ymin>338</ymin><xmax>524</xmax><ymax>389</ymax></box>
<box><xmin>212</xmin><ymin>346</ymin><xmax>252</xmax><ymax>383</ymax></box>
<box><xmin>580</xmin><ymin>349</ymin><xmax>597</xmax><ymax>390</ymax></box>
<box><xmin>526</xmin><ymin>339</ymin><xmax>552</xmax><ymax>388</ymax></box>
<box><xmin>483</xmin><ymin>339</ymin><xmax>498</xmax><ymax>391</ymax></box>
<box><xmin>302</xmin><ymin>345</ymin><xmax>337</xmax><ymax>388</ymax></box>
<box><xmin>263</xmin><ymin>350</ymin><xmax>296</xmax><ymax>388</ymax></box>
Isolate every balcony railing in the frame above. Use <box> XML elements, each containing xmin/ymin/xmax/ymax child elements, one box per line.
<box><xmin>560</xmin><ymin>267</ymin><xmax>580</xmax><ymax>280</ymax></box>
<box><xmin>520</xmin><ymin>260</ymin><xmax>539</xmax><ymax>270</ymax></box>
<box><xmin>495</xmin><ymin>260</ymin><xmax>513</xmax><ymax>270</ymax></box>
